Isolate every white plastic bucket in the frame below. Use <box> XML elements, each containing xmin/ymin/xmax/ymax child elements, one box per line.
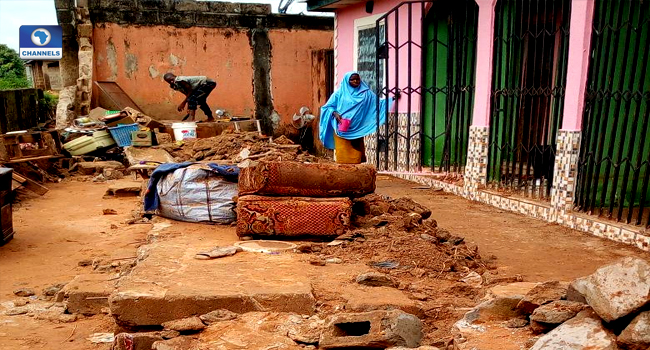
<box><xmin>172</xmin><ymin>122</ymin><xmax>197</xmax><ymax>141</ymax></box>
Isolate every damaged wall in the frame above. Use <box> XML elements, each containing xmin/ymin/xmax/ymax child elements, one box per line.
<box><xmin>93</xmin><ymin>25</ymin><xmax>256</xmax><ymax>119</ymax></box>
<box><xmin>61</xmin><ymin>0</ymin><xmax>334</xmax><ymax>136</ymax></box>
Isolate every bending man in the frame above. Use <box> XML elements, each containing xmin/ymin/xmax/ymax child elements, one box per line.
<box><xmin>164</xmin><ymin>73</ymin><xmax>216</xmax><ymax>122</ymax></box>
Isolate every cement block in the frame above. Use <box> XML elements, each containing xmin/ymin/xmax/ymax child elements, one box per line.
<box><xmin>62</xmin><ymin>274</ymin><xmax>114</xmax><ymax>315</ymax></box>
<box><xmin>112</xmin><ymin>332</ymin><xmax>163</xmax><ymax>350</ymax></box>
<box><xmin>320</xmin><ymin>310</ymin><xmax>422</xmax><ymax>349</ymax></box>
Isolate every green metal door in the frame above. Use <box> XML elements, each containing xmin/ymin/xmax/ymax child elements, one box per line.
<box><xmin>421</xmin><ymin>0</ymin><xmax>478</xmax><ymax>172</ymax></box>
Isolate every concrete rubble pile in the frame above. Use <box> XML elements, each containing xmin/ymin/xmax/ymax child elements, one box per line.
<box><xmin>454</xmin><ymin>257</ymin><xmax>650</xmax><ymax>350</ymax></box>
<box><xmin>160</xmin><ymin>131</ymin><xmax>324</xmax><ymax>164</ymax></box>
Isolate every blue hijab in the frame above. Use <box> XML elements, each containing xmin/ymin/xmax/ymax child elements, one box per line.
<box><xmin>319</xmin><ymin>72</ymin><xmax>391</xmax><ymax>150</ymax></box>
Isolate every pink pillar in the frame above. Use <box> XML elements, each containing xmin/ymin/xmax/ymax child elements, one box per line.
<box><xmin>471</xmin><ymin>0</ymin><xmax>497</xmax><ymax>127</ymax></box>
<box><xmin>561</xmin><ymin>0</ymin><xmax>595</xmax><ymax>131</ymax></box>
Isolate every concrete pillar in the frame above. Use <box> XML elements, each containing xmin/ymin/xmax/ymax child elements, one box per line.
<box><xmin>550</xmin><ymin>0</ymin><xmax>595</xmax><ymax>222</ymax></box>
<box><xmin>75</xmin><ymin>5</ymin><xmax>93</xmax><ymax>116</ymax></box>
<box><xmin>463</xmin><ymin>0</ymin><xmax>496</xmax><ymax>194</ymax></box>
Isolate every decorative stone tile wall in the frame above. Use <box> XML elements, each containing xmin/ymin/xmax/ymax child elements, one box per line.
<box><xmin>464</xmin><ymin>126</ymin><xmax>489</xmax><ymax>198</ymax></box>
<box><xmin>387</xmin><ymin>127</ymin><xmax>649</xmax><ymax>252</ymax></box>
<box><xmin>365</xmin><ymin>113</ymin><xmax>420</xmax><ymax>172</ymax></box>
<box><xmin>550</xmin><ymin>130</ymin><xmax>581</xmax><ymax>223</ymax></box>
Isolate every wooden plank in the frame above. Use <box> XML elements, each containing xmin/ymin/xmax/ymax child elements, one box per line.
<box><xmin>12</xmin><ymin>173</ymin><xmax>27</xmax><ymax>183</ymax></box>
<box><xmin>12</xmin><ymin>180</ymin><xmax>22</xmax><ymax>191</ymax></box>
<box><xmin>12</xmin><ymin>171</ymin><xmax>48</xmax><ymax>195</ymax></box>
<box><xmin>94</xmin><ymin>81</ymin><xmax>142</xmax><ymax>111</ymax></box>
<box><xmin>6</xmin><ymin>155</ymin><xmax>63</xmax><ymax>164</ymax></box>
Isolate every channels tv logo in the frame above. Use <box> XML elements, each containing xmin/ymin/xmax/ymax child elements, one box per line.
<box><xmin>19</xmin><ymin>25</ymin><xmax>63</xmax><ymax>60</ymax></box>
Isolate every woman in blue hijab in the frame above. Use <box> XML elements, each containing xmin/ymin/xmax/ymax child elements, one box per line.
<box><xmin>319</xmin><ymin>72</ymin><xmax>392</xmax><ymax>164</ymax></box>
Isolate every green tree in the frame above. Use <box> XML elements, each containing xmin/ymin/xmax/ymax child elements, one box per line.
<box><xmin>0</xmin><ymin>44</ymin><xmax>30</xmax><ymax>90</ymax></box>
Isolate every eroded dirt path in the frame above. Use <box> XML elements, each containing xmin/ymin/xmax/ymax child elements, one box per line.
<box><xmin>0</xmin><ymin>176</ymin><xmax>647</xmax><ymax>349</ymax></box>
<box><xmin>0</xmin><ymin>180</ymin><xmax>149</xmax><ymax>350</ymax></box>
<box><xmin>375</xmin><ymin>175</ymin><xmax>649</xmax><ymax>282</ymax></box>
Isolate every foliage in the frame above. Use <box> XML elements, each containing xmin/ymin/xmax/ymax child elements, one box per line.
<box><xmin>40</xmin><ymin>91</ymin><xmax>59</xmax><ymax>120</ymax></box>
<box><xmin>0</xmin><ymin>44</ymin><xmax>30</xmax><ymax>90</ymax></box>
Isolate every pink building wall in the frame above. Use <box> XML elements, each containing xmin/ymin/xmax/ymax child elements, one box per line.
<box><xmin>335</xmin><ymin>0</ymin><xmax>423</xmax><ymax>113</ymax></box>
<box><xmin>334</xmin><ymin>0</ymin><xmax>592</xmax><ymax>130</ymax></box>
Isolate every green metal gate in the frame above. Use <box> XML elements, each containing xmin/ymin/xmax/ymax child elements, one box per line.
<box><xmin>487</xmin><ymin>0</ymin><xmax>571</xmax><ymax>199</ymax></box>
<box><xmin>421</xmin><ymin>0</ymin><xmax>478</xmax><ymax>172</ymax></box>
<box><xmin>575</xmin><ymin>0</ymin><xmax>650</xmax><ymax>227</ymax></box>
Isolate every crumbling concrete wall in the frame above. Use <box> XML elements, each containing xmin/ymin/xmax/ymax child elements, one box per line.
<box><xmin>93</xmin><ymin>24</ymin><xmax>256</xmax><ymax>120</ymax></box>
<box><xmin>54</xmin><ymin>0</ymin><xmax>333</xmax><ymax>136</ymax></box>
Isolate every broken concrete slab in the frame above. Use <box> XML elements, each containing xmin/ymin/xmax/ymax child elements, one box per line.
<box><xmin>487</xmin><ymin>282</ymin><xmax>538</xmax><ymax>299</ymax></box>
<box><xmin>77</xmin><ymin>161</ymin><xmax>124</xmax><ymax>175</ymax></box>
<box><xmin>530</xmin><ymin>300</ymin><xmax>587</xmax><ymax>325</ymax></box>
<box><xmin>42</xmin><ymin>283</ymin><xmax>66</xmax><ymax>297</ymax></box>
<box><xmin>61</xmin><ymin>274</ymin><xmax>115</xmax><ymax>315</ymax></box>
<box><xmin>109</xmin><ymin>234</ymin><xmax>316</xmax><ymax>327</ymax></box>
<box><xmin>112</xmin><ymin>332</ymin><xmax>164</xmax><ymax>350</ymax></box>
<box><xmin>462</xmin><ymin>296</ymin><xmax>528</xmax><ymax>324</ymax></box>
<box><xmin>356</xmin><ymin>271</ymin><xmax>396</xmax><ymax>287</ymax></box>
<box><xmin>516</xmin><ymin>281</ymin><xmax>568</xmax><ymax>314</ymax></box>
<box><xmin>151</xmin><ymin>336</ymin><xmax>200</xmax><ymax>350</ymax></box>
<box><xmin>197</xmin><ymin>312</ymin><xmax>304</xmax><ymax>349</ymax></box>
<box><xmin>13</xmin><ymin>288</ymin><xmax>36</xmax><ymax>297</ymax></box>
<box><xmin>341</xmin><ymin>284</ymin><xmax>424</xmax><ymax>317</ymax></box>
<box><xmin>618</xmin><ymin>310</ymin><xmax>650</xmax><ymax>350</ymax></box>
<box><xmin>104</xmin><ymin>180</ymin><xmax>144</xmax><ymax>197</ymax></box>
<box><xmin>284</xmin><ymin>315</ymin><xmax>325</xmax><ymax>345</ymax></box>
<box><xmin>529</xmin><ymin>310</ymin><xmax>617</xmax><ymax>350</ymax></box>
<box><xmin>319</xmin><ymin>310</ymin><xmax>423</xmax><ymax>349</ymax></box>
<box><xmin>570</xmin><ymin>257</ymin><xmax>650</xmax><ymax>322</ymax></box>
<box><xmin>162</xmin><ymin>316</ymin><xmax>205</xmax><ymax>333</ymax></box>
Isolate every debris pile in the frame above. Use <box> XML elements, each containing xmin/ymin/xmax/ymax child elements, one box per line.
<box><xmin>158</xmin><ymin>131</ymin><xmax>325</xmax><ymax>164</ymax></box>
<box><xmin>455</xmin><ymin>257</ymin><xmax>650</xmax><ymax>350</ymax></box>
<box><xmin>322</xmin><ymin>193</ymin><xmax>492</xmax><ymax>279</ymax></box>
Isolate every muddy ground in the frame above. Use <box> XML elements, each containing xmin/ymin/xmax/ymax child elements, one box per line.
<box><xmin>0</xmin><ymin>175</ymin><xmax>647</xmax><ymax>350</ymax></box>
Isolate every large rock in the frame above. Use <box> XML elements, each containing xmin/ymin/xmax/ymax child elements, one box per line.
<box><xmin>161</xmin><ymin>316</ymin><xmax>206</xmax><ymax>333</ymax></box>
<box><xmin>618</xmin><ymin>310</ymin><xmax>650</xmax><ymax>350</ymax></box>
<box><xmin>320</xmin><ymin>310</ymin><xmax>422</xmax><ymax>349</ymax></box>
<box><xmin>530</xmin><ymin>310</ymin><xmax>618</xmax><ymax>350</ymax></box>
<box><xmin>530</xmin><ymin>300</ymin><xmax>587</xmax><ymax>324</ymax></box>
<box><xmin>356</xmin><ymin>272</ymin><xmax>396</xmax><ymax>287</ymax></box>
<box><xmin>570</xmin><ymin>257</ymin><xmax>650</xmax><ymax>322</ymax></box>
<box><xmin>517</xmin><ymin>281</ymin><xmax>568</xmax><ymax>314</ymax></box>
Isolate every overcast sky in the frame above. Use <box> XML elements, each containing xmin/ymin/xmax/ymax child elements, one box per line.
<box><xmin>0</xmin><ymin>0</ymin><xmax>325</xmax><ymax>52</ymax></box>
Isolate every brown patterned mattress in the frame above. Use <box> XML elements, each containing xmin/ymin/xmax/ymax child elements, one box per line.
<box><xmin>236</xmin><ymin>195</ymin><xmax>351</xmax><ymax>237</ymax></box>
<box><xmin>238</xmin><ymin>161</ymin><xmax>376</xmax><ymax>197</ymax></box>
